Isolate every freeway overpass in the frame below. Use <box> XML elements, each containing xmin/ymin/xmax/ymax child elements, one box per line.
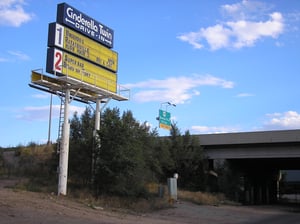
<box><xmin>196</xmin><ymin>129</ymin><xmax>300</xmax><ymax>204</ymax></box>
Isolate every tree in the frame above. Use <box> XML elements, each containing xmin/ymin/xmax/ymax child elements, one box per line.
<box><xmin>143</xmin><ymin>128</ymin><xmax>174</xmax><ymax>183</ymax></box>
<box><xmin>168</xmin><ymin>123</ymin><xmax>207</xmax><ymax>191</ymax></box>
<box><xmin>68</xmin><ymin>107</ymin><xmax>94</xmax><ymax>187</ymax></box>
<box><xmin>216</xmin><ymin>160</ymin><xmax>244</xmax><ymax>200</ymax></box>
<box><xmin>94</xmin><ymin>108</ymin><xmax>150</xmax><ymax>197</ymax></box>
<box><xmin>67</xmin><ymin>107</ymin><xmax>208</xmax><ymax>196</ymax></box>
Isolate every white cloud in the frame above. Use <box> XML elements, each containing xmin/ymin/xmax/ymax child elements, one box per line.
<box><xmin>190</xmin><ymin>111</ymin><xmax>300</xmax><ymax>134</ymax></box>
<box><xmin>8</xmin><ymin>50</ymin><xmax>30</xmax><ymax>61</ymax></box>
<box><xmin>124</xmin><ymin>74</ymin><xmax>234</xmax><ymax>104</ymax></box>
<box><xmin>264</xmin><ymin>111</ymin><xmax>300</xmax><ymax>130</ymax></box>
<box><xmin>177</xmin><ymin>31</ymin><xmax>204</xmax><ymax>49</ymax></box>
<box><xmin>0</xmin><ymin>57</ymin><xmax>9</xmax><ymax>62</ymax></box>
<box><xmin>275</xmin><ymin>41</ymin><xmax>284</xmax><ymax>47</ymax></box>
<box><xmin>0</xmin><ymin>0</ymin><xmax>34</xmax><ymax>27</ymax></box>
<box><xmin>190</xmin><ymin>125</ymin><xmax>240</xmax><ymax>134</ymax></box>
<box><xmin>227</xmin><ymin>12</ymin><xmax>284</xmax><ymax>49</ymax></box>
<box><xmin>287</xmin><ymin>11</ymin><xmax>300</xmax><ymax>22</ymax></box>
<box><xmin>0</xmin><ymin>50</ymin><xmax>30</xmax><ymax>62</ymax></box>
<box><xmin>16</xmin><ymin>104</ymin><xmax>85</xmax><ymax>122</ymax></box>
<box><xmin>235</xmin><ymin>92</ymin><xmax>254</xmax><ymax>98</ymax></box>
<box><xmin>199</xmin><ymin>24</ymin><xmax>231</xmax><ymax>50</ymax></box>
<box><xmin>177</xmin><ymin>1</ymin><xmax>284</xmax><ymax>50</ymax></box>
<box><xmin>221</xmin><ymin>0</ymin><xmax>273</xmax><ymax>21</ymax></box>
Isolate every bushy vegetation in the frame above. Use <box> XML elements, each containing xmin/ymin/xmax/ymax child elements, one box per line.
<box><xmin>67</xmin><ymin>107</ymin><xmax>208</xmax><ymax>197</ymax></box>
<box><xmin>0</xmin><ymin>142</ymin><xmax>57</xmax><ymax>192</ymax></box>
<box><xmin>0</xmin><ymin>107</ymin><xmax>241</xmax><ymax>203</ymax></box>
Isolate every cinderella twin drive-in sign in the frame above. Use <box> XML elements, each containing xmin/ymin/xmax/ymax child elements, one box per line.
<box><xmin>30</xmin><ymin>2</ymin><xmax>128</xmax><ymax>197</ymax></box>
<box><xmin>56</xmin><ymin>3</ymin><xmax>114</xmax><ymax>48</ymax></box>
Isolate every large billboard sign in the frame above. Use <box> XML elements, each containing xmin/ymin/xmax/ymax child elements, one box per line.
<box><xmin>48</xmin><ymin>23</ymin><xmax>118</xmax><ymax>72</ymax></box>
<box><xmin>46</xmin><ymin>48</ymin><xmax>117</xmax><ymax>93</ymax></box>
<box><xmin>56</xmin><ymin>3</ymin><xmax>114</xmax><ymax>48</ymax></box>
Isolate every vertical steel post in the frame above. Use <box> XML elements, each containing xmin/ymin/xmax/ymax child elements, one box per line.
<box><xmin>91</xmin><ymin>99</ymin><xmax>101</xmax><ymax>188</ymax></box>
<box><xmin>47</xmin><ymin>94</ymin><xmax>53</xmax><ymax>145</ymax></box>
<box><xmin>58</xmin><ymin>88</ymin><xmax>70</xmax><ymax>195</ymax></box>
<box><xmin>95</xmin><ymin>99</ymin><xmax>101</xmax><ymax>131</ymax></box>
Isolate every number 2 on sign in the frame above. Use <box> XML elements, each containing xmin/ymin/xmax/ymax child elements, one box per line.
<box><xmin>54</xmin><ymin>49</ymin><xmax>62</xmax><ymax>72</ymax></box>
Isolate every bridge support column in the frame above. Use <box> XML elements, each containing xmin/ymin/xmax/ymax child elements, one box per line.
<box><xmin>266</xmin><ymin>185</ymin><xmax>270</xmax><ymax>204</ymax></box>
<box><xmin>243</xmin><ymin>170</ymin><xmax>279</xmax><ymax>205</ymax></box>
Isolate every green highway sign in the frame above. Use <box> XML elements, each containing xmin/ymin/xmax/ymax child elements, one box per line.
<box><xmin>159</xmin><ymin>109</ymin><xmax>171</xmax><ymax>130</ymax></box>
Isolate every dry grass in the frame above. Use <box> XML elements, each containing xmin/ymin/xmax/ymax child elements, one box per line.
<box><xmin>146</xmin><ymin>183</ymin><xmax>225</xmax><ymax>206</ymax></box>
<box><xmin>91</xmin><ymin>195</ymin><xmax>170</xmax><ymax>213</ymax></box>
<box><xmin>13</xmin><ymin>177</ymin><xmax>228</xmax><ymax>214</ymax></box>
<box><xmin>13</xmin><ymin>179</ymin><xmax>230</xmax><ymax>215</ymax></box>
<box><xmin>68</xmin><ymin>187</ymin><xmax>171</xmax><ymax>214</ymax></box>
<box><xmin>178</xmin><ymin>190</ymin><xmax>225</xmax><ymax>206</ymax></box>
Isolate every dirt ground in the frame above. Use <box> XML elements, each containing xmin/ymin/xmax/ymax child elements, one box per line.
<box><xmin>1</xmin><ymin>179</ymin><xmax>300</xmax><ymax>224</ymax></box>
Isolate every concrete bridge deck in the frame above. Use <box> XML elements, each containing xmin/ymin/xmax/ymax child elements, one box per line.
<box><xmin>196</xmin><ymin>129</ymin><xmax>300</xmax><ymax>159</ymax></box>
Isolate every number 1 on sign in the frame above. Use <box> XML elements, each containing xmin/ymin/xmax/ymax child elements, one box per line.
<box><xmin>55</xmin><ymin>23</ymin><xmax>64</xmax><ymax>48</ymax></box>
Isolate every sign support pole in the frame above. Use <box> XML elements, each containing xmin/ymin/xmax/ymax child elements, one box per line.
<box><xmin>91</xmin><ymin>99</ymin><xmax>101</xmax><ymax>191</ymax></box>
<box><xmin>95</xmin><ymin>99</ymin><xmax>101</xmax><ymax>131</ymax></box>
<box><xmin>47</xmin><ymin>94</ymin><xmax>53</xmax><ymax>145</ymax></box>
<box><xmin>58</xmin><ymin>88</ymin><xmax>70</xmax><ymax>195</ymax></box>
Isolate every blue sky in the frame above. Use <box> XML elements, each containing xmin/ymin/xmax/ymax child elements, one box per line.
<box><xmin>1</xmin><ymin>0</ymin><xmax>300</xmax><ymax>147</ymax></box>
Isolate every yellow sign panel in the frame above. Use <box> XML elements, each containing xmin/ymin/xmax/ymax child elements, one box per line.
<box><xmin>46</xmin><ymin>48</ymin><xmax>117</xmax><ymax>93</ymax></box>
<box><xmin>48</xmin><ymin>23</ymin><xmax>118</xmax><ymax>72</ymax></box>
<box><xmin>159</xmin><ymin>123</ymin><xmax>171</xmax><ymax>130</ymax></box>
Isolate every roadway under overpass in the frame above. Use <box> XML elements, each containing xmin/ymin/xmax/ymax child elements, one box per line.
<box><xmin>196</xmin><ymin>129</ymin><xmax>300</xmax><ymax>204</ymax></box>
